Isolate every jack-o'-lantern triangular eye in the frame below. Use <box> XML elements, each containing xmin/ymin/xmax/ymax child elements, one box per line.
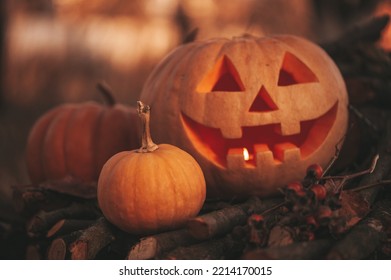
<box><xmin>249</xmin><ymin>86</ymin><xmax>278</xmax><ymax>112</ymax></box>
<box><xmin>197</xmin><ymin>55</ymin><xmax>245</xmax><ymax>92</ymax></box>
<box><xmin>278</xmin><ymin>52</ymin><xmax>319</xmax><ymax>86</ymax></box>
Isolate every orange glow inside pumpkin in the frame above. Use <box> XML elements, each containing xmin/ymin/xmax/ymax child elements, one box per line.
<box><xmin>197</xmin><ymin>55</ymin><xmax>245</xmax><ymax>92</ymax></box>
<box><xmin>181</xmin><ymin>102</ymin><xmax>337</xmax><ymax>168</ymax></box>
<box><xmin>278</xmin><ymin>52</ymin><xmax>319</xmax><ymax>86</ymax></box>
<box><xmin>249</xmin><ymin>86</ymin><xmax>278</xmax><ymax>112</ymax></box>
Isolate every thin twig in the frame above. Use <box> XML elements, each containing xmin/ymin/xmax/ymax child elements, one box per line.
<box><xmin>322</xmin><ymin>154</ymin><xmax>379</xmax><ymax>191</ymax></box>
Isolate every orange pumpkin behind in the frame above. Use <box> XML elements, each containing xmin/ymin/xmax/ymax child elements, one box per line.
<box><xmin>26</xmin><ymin>84</ymin><xmax>139</xmax><ymax>184</ymax></box>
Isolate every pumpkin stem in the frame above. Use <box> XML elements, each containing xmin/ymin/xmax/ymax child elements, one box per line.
<box><xmin>137</xmin><ymin>101</ymin><xmax>158</xmax><ymax>153</ymax></box>
<box><xmin>97</xmin><ymin>82</ymin><xmax>116</xmax><ymax>107</ymax></box>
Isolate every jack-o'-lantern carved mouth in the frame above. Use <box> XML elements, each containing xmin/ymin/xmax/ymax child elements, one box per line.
<box><xmin>181</xmin><ymin>102</ymin><xmax>338</xmax><ymax>168</ymax></box>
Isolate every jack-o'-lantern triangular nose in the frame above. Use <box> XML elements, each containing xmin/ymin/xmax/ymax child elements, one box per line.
<box><xmin>249</xmin><ymin>86</ymin><xmax>278</xmax><ymax>112</ymax></box>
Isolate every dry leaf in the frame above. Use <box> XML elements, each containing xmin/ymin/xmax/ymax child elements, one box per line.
<box><xmin>267</xmin><ymin>225</ymin><xmax>294</xmax><ymax>247</ymax></box>
<box><xmin>329</xmin><ymin>191</ymin><xmax>370</xmax><ymax>235</ymax></box>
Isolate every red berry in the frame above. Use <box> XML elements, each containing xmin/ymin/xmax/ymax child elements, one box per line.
<box><xmin>249</xmin><ymin>214</ymin><xmax>264</xmax><ymax>223</ymax></box>
<box><xmin>310</xmin><ymin>184</ymin><xmax>327</xmax><ymax>200</ymax></box>
<box><xmin>286</xmin><ymin>181</ymin><xmax>304</xmax><ymax>194</ymax></box>
<box><xmin>317</xmin><ymin>205</ymin><xmax>333</xmax><ymax>221</ymax></box>
<box><xmin>306</xmin><ymin>164</ymin><xmax>323</xmax><ymax>180</ymax></box>
<box><xmin>248</xmin><ymin>214</ymin><xmax>264</xmax><ymax>229</ymax></box>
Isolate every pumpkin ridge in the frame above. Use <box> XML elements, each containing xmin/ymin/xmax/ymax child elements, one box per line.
<box><xmin>156</xmin><ymin>147</ymin><xmax>180</xmax><ymax>226</ymax></box>
<box><xmin>26</xmin><ymin>106</ymin><xmax>63</xmax><ymax>183</ymax></box>
<box><xmin>63</xmin><ymin>103</ymin><xmax>102</xmax><ymax>181</ymax></box>
<box><xmin>91</xmin><ymin>106</ymin><xmax>107</xmax><ymax>179</ymax></box>
<box><xmin>42</xmin><ymin>105</ymin><xmax>76</xmax><ymax>180</ymax></box>
<box><xmin>163</xmin><ymin>41</ymin><xmax>213</xmax><ymax>101</ymax></box>
<box><xmin>161</xmin><ymin>145</ymin><xmax>205</xmax><ymax>219</ymax></box>
<box><xmin>97</xmin><ymin>151</ymin><xmax>129</xmax><ymax>197</ymax></box>
<box><xmin>140</xmin><ymin>150</ymin><xmax>173</xmax><ymax>230</ymax></box>
<box><xmin>62</xmin><ymin>104</ymin><xmax>80</xmax><ymax>180</ymax></box>
<box><xmin>253</xmin><ymin>37</ymin><xmax>286</xmax><ymax>86</ymax></box>
<box><xmin>179</xmin><ymin>40</ymin><xmax>228</xmax><ymax>129</ymax></box>
<box><xmin>137</xmin><ymin>153</ymin><xmax>168</xmax><ymax>231</ymax></box>
<box><xmin>121</xmin><ymin>154</ymin><xmax>142</xmax><ymax>232</ymax></box>
<box><xmin>102</xmin><ymin>152</ymin><xmax>136</xmax><ymax>231</ymax></box>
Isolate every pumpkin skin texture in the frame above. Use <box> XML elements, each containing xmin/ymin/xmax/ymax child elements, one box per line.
<box><xmin>26</xmin><ymin>92</ymin><xmax>139</xmax><ymax>184</ymax></box>
<box><xmin>140</xmin><ymin>34</ymin><xmax>349</xmax><ymax>199</ymax></box>
<box><xmin>97</xmin><ymin>102</ymin><xmax>206</xmax><ymax>235</ymax></box>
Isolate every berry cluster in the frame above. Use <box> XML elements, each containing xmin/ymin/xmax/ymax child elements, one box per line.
<box><xmin>279</xmin><ymin>164</ymin><xmax>343</xmax><ymax>238</ymax></box>
<box><xmin>247</xmin><ymin>164</ymin><xmax>344</xmax><ymax>247</ymax></box>
<box><xmin>246</xmin><ymin>154</ymin><xmax>379</xmax><ymax>248</ymax></box>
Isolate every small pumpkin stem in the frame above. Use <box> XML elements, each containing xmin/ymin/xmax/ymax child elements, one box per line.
<box><xmin>137</xmin><ymin>101</ymin><xmax>158</xmax><ymax>153</ymax></box>
<box><xmin>96</xmin><ymin>82</ymin><xmax>116</xmax><ymax>107</ymax></box>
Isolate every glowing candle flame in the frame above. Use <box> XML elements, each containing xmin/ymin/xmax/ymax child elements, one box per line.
<box><xmin>243</xmin><ymin>148</ymin><xmax>250</xmax><ymax>161</ymax></box>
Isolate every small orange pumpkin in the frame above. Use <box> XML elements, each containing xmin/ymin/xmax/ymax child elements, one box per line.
<box><xmin>26</xmin><ymin>84</ymin><xmax>139</xmax><ymax>184</ymax></box>
<box><xmin>97</xmin><ymin>101</ymin><xmax>206</xmax><ymax>235</ymax></box>
<box><xmin>140</xmin><ymin>34</ymin><xmax>349</xmax><ymax>199</ymax></box>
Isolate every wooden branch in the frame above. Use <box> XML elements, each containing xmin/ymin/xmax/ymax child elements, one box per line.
<box><xmin>26</xmin><ymin>203</ymin><xmax>101</xmax><ymax>238</ymax></box>
<box><xmin>104</xmin><ymin>230</ymin><xmax>139</xmax><ymax>259</ymax></box>
<box><xmin>165</xmin><ymin>234</ymin><xmax>245</xmax><ymax>260</ymax></box>
<box><xmin>25</xmin><ymin>244</ymin><xmax>43</xmax><ymax>260</ymax></box>
<box><xmin>39</xmin><ymin>176</ymin><xmax>97</xmax><ymax>199</ymax></box>
<box><xmin>199</xmin><ymin>200</ymin><xmax>232</xmax><ymax>214</ymax></box>
<box><xmin>47</xmin><ymin>231</ymin><xmax>83</xmax><ymax>260</ymax></box>
<box><xmin>242</xmin><ymin>239</ymin><xmax>333</xmax><ymax>260</ymax></box>
<box><xmin>187</xmin><ymin>197</ymin><xmax>282</xmax><ymax>240</ymax></box>
<box><xmin>326</xmin><ymin>217</ymin><xmax>385</xmax><ymax>259</ymax></box>
<box><xmin>70</xmin><ymin>217</ymin><xmax>116</xmax><ymax>260</ymax></box>
<box><xmin>46</xmin><ymin>219</ymin><xmax>96</xmax><ymax>238</ymax></box>
<box><xmin>326</xmin><ymin>193</ymin><xmax>391</xmax><ymax>259</ymax></box>
<box><xmin>12</xmin><ymin>184</ymin><xmax>72</xmax><ymax>215</ymax></box>
<box><xmin>127</xmin><ymin>229</ymin><xmax>197</xmax><ymax>260</ymax></box>
<box><xmin>25</xmin><ymin>239</ymin><xmax>51</xmax><ymax>260</ymax></box>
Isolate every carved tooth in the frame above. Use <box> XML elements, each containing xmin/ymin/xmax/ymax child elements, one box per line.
<box><xmin>274</xmin><ymin>121</ymin><xmax>301</xmax><ymax>136</ymax></box>
<box><xmin>273</xmin><ymin>143</ymin><xmax>301</xmax><ymax>162</ymax></box>
<box><xmin>255</xmin><ymin>144</ymin><xmax>274</xmax><ymax>167</ymax></box>
<box><xmin>220</xmin><ymin>127</ymin><xmax>243</xmax><ymax>139</ymax></box>
<box><xmin>227</xmin><ymin>148</ymin><xmax>246</xmax><ymax>169</ymax></box>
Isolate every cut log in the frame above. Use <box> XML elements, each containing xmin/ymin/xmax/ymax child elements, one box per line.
<box><xmin>127</xmin><ymin>229</ymin><xmax>197</xmax><ymax>260</ymax></box>
<box><xmin>47</xmin><ymin>231</ymin><xmax>83</xmax><ymax>260</ymax></box>
<box><xmin>165</xmin><ymin>234</ymin><xmax>245</xmax><ymax>260</ymax></box>
<box><xmin>187</xmin><ymin>197</ymin><xmax>282</xmax><ymax>240</ymax></box>
<box><xmin>70</xmin><ymin>217</ymin><xmax>115</xmax><ymax>260</ymax></box>
<box><xmin>46</xmin><ymin>219</ymin><xmax>96</xmax><ymax>238</ymax></box>
<box><xmin>26</xmin><ymin>203</ymin><xmax>101</xmax><ymax>238</ymax></box>
<box><xmin>242</xmin><ymin>239</ymin><xmax>333</xmax><ymax>260</ymax></box>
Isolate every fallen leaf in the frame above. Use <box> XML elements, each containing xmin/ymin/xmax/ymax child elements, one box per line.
<box><xmin>329</xmin><ymin>191</ymin><xmax>370</xmax><ymax>236</ymax></box>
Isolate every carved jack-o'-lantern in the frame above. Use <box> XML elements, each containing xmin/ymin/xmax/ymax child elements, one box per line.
<box><xmin>140</xmin><ymin>34</ymin><xmax>348</xmax><ymax>199</ymax></box>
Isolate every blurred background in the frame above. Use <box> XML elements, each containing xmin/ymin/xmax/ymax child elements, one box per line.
<box><xmin>0</xmin><ymin>0</ymin><xmax>390</xmax><ymax>222</ymax></box>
